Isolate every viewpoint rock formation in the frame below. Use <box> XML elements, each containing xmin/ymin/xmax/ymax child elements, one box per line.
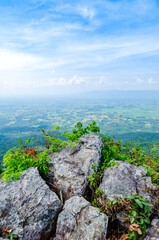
<box><xmin>47</xmin><ymin>134</ymin><xmax>103</xmax><ymax>198</ymax></box>
<box><xmin>99</xmin><ymin>160</ymin><xmax>157</xmax><ymax>203</ymax></box>
<box><xmin>0</xmin><ymin>134</ymin><xmax>159</xmax><ymax>240</ymax></box>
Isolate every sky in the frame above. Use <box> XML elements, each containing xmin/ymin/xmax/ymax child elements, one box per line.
<box><xmin>0</xmin><ymin>0</ymin><xmax>159</xmax><ymax>96</ymax></box>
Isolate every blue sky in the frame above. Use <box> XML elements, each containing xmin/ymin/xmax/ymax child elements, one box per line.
<box><xmin>0</xmin><ymin>0</ymin><xmax>159</xmax><ymax>96</ymax></box>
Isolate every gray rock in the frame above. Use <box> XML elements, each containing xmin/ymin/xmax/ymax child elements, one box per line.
<box><xmin>144</xmin><ymin>218</ymin><xmax>159</xmax><ymax>240</ymax></box>
<box><xmin>47</xmin><ymin>134</ymin><xmax>103</xmax><ymax>198</ymax></box>
<box><xmin>0</xmin><ymin>167</ymin><xmax>62</xmax><ymax>240</ymax></box>
<box><xmin>99</xmin><ymin>160</ymin><xmax>157</xmax><ymax>202</ymax></box>
<box><xmin>54</xmin><ymin>196</ymin><xmax>108</xmax><ymax>240</ymax></box>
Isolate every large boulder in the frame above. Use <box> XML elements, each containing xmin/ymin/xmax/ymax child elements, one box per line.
<box><xmin>0</xmin><ymin>168</ymin><xmax>62</xmax><ymax>240</ymax></box>
<box><xmin>54</xmin><ymin>196</ymin><xmax>108</xmax><ymax>240</ymax></box>
<box><xmin>99</xmin><ymin>160</ymin><xmax>157</xmax><ymax>203</ymax></box>
<box><xmin>144</xmin><ymin>218</ymin><xmax>159</xmax><ymax>240</ymax></box>
<box><xmin>47</xmin><ymin>134</ymin><xmax>103</xmax><ymax>198</ymax></box>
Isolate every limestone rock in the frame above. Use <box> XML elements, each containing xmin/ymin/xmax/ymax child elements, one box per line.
<box><xmin>144</xmin><ymin>218</ymin><xmax>159</xmax><ymax>240</ymax></box>
<box><xmin>99</xmin><ymin>160</ymin><xmax>157</xmax><ymax>202</ymax></box>
<box><xmin>47</xmin><ymin>134</ymin><xmax>103</xmax><ymax>198</ymax></box>
<box><xmin>54</xmin><ymin>196</ymin><xmax>108</xmax><ymax>240</ymax></box>
<box><xmin>0</xmin><ymin>167</ymin><xmax>62</xmax><ymax>240</ymax></box>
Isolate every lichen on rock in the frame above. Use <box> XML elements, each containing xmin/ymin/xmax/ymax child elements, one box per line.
<box><xmin>0</xmin><ymin>167</ymin><xmax>62</xmax><ymax>240</ymax></box>
<box><xmin>54</xmin><ymin>196</ymin><xmax>108</xmax><ymax>240</ymax></box>
<box><xmin>47</xmin><ymin>134</ymin><xmax>103</xmax><ymax>199</ymax></box>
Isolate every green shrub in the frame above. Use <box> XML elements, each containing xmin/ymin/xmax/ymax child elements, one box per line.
<box><xmin>1</xmin><ymin>121</ymin><xmax>100</xmax><ymax>182</ymax></box>
<box><xmin>88</xmin><ymin>134</ymin><xmax>158</xmax><ymax>239</ymax></box>
<box><xmin>104</xmin><ymin>194</ymin><xmax>151</xmax><ymax>240</ymax></box>
<box><xmin>1</xmin><ymin>144</ymin><xmax>50</xmax><ymax>182</ymax></box>
<box><xmin>122</xmin><ymin>140</ymin><xmax>159</xmax><ymax>184</ymax></box>
<box><xmin>63</xmin><ymin>121</ymin><xmax>100</xmax><ymax>141</ymax></box>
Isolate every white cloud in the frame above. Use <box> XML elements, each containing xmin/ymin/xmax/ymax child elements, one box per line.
<box><xmin>28</xmin><ymin>75</ymin><xmax>85</xmax><ymax>88</ymax></box>
<box><xmin>78</xmin><ymin>7</ymin><xmax>96</xmax><ymax>20</ymax></box>
<box><xmin>0</xmin><ymin>49</ymin><xmax>41</xmax><ymax>71</ymax></box>
<box><xmin>147</xmin><ymin>77</ymin><xmax>157</xmax><ymax>85</ymax></box>
<box><xmin>136</xmin><ymin>77</ymin><xmax>144</xmax><ymax>85</ymax></box>
<box><xmin>48</xmin><ymin>75</ymin><xmax>85</xmax><ymax>86</ymax></box>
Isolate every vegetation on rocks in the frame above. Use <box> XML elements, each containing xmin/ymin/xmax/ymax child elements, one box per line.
<box><xmin>87</xmin><ymin>125</ymin><xmax>159</xmax><ymax>239</ymax></box>
<box><xmin>1</xmin><ymin>121</ymin><xmax>100</xmax><ymax>182</ymax></box>
<box><xmin>0</xmin><ymin>121</ymin><xmax>159</xmax><ymax>239</ymax></box>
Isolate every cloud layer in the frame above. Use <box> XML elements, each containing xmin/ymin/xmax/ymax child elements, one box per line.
<box><xmin>0</xmin><ymin>0</ymin><xmax>159</xmax><ymax>96</ymax></box>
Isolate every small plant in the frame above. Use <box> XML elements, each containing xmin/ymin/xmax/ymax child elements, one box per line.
<box><xmin>100</xmin><ymin>135</ymin><xmax>126</xmax><ymax>172</ymax></box>
<box><xmin>1</xmin><ymin>121</ymin><xmax>100</xmax><ymax>182</ymax></box>
<box><xmin>92</xmin><ymin>193</ymin><xmax>151</xmax><ymax>240</ymax></box>
<box><xmin>1</xmin><ymin>141</ymin><xmax>50</xmax><ymax>182</ymax></box>
<box><xmin>63</xmin><ymin>121</ymin><xmax>100</xmax><ymax>141</ymax></box>
<box><xmin>122</xmin><ymin>139</ymin><xmax>159</xmax><ymax>184</ymax></box>
<box><xmin>87</xmin><ymin>165</ymin><xmax>101</xmax><ymax>190</ymax></box>
<box><xmin>87</xmin><ymin>136</ymin><xmax>126</xmax><ymax>198</ymax></box>
<box><xmin>7</xmin><ymin>233</ymin><xmax>18</xmax><ymax>240</ymax></box>
<box><xmin>127</xmin><ymin>194</ymin><xmax>151</xmax><ymax>239</ymax></box>
<box><xmin>0</xmin><ymin>227</ymin><xmax>18</xmax><ymax>240</ymax></box>
<box><xmin>41</xmin><ymin>126</ymin><xmax>75</xmax><ymax>151</ymax></box>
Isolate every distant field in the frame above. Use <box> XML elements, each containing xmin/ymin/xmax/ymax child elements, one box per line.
<box><xmin>0</xmin><ymin>95</ymin><xmax>159</xmax><ymax>164</ymax></box>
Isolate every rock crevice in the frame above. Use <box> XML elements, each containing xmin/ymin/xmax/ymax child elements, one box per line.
<box><xmin>0</xmin><ymin>135</ymin><xmax>159</xmax><ymax>240</ymax></box>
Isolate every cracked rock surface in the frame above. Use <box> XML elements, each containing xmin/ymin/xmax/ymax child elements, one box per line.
<box><xmin>54</xmin><ymin>196</ymin><xmax>108</xmax><ymax>240</ymax></box>
<box><xmin>47</xmin><ymin>134</ymin><xmax>103</xmax><ymax>198</ymax></box>
<box><xmin>144</xmin><ymin>218</ymin><xmax>159</xmax><ymax>240</ymax></box>
<box><xmin>0</xmin><ymin>168</ymin><xmax>62</xmax><ymax>240</ymax></box>
<box><xmin>99</xmin><ymin>160</ymin><xmax>156</xmax><ymax>203</ymax></box>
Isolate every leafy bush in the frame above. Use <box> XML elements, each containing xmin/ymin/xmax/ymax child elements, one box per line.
<box><xmin>63</xmin><ymin>121</ymin><xmax>100</xmax><ymax>141</ymax></box>
<box><xmin>1</xmin><ymin>120</ymin><xmax>159</xmax><ymax>239</ymax></box>
<box><xmin>122</xmin><ymin>140</ymin><xmax>159</xmax><ymax>184</ymax></box>
<box><xmin>0</xmin><ymin>227</ymin><xmax>18</xmax><ymax>240</ymax></box>
<box><xmin>95</xmin><ymin>193</ymin><xmax>151</xmax><ymax>240</ymax></box>
<box><xmin>88</xmin><ymin>134</ymin><xmax>158</xmax><ymax>239</ymax></box>
<box><xmin>127</xmin><ymin>194</ymin><xmax>151</xmax><ymax>239</ymax></box>
<box><xmin>1</xmin><ymin>121</ymin><xmax>100</xmax><ymax>182</ymax></box>
<box><xmin>1</xmin><ymin>143</ymin><xmax>50</xmax><ymax>182</ymax></box>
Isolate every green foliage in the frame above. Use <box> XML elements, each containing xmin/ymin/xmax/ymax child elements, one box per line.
<box><xmin>87</xmin><ymin>133</ymin><xmax>157</xmax><ymax>239</ymax></box>
<box><xmin>1</xmin><ymin>120</ymin><xmax>158</xmax><ymax>239</ymax></box>
<box><xmin>93</xmin><ymin>193</ymin><xmax>151</xmax><ymax>240</ymax></box>
<box><xmin>87</xmin><ymin>135</ymin><xmax>126</xmax><ymax>194</ymax></box>
<box><xmin>41</xmin><ymin>127</ymin><xmax>75</xmax><ymax>151</ymax></box>
<box><xmin>89</xmin><ymin>135</ymin><xmax>159</xmax><ymax>186</ymax></box>
<box><xmin>122</xmin><ymin>139</ymin><xmax>159</xmax><ymax>184</ymax></box>
<box><xmin>127</xmin><ymin>194</ymin><xmax>151</xmax><ymax>239</ymax></box>
<box><xmin>100</xmin><ymin>135</ymin><xmax>126</xmax><ymax>172</ymax></box>
<box><xmin>0</xmin><ymin>228</ymin><xmax>18</xmax><ymax>240</ymax></box>
<box><xmin>1</xmin><ymin>121</ymin><xmax>99</xmax><ymax>182</ymax></box>
<box><xmin>1</xmin><ymin>143</ymin><xmax>50</xmax><ymax>182</ymax></box>
<box><xmin>63</xmin><ymin>121</ymin><xmax>100</xmax><ymax>141</ymax></box>
<box><xmin>6</xmin><ymin>233</ymin><xmax>18</xmax><ymax>240</ymax></box>
<box><xmin>87</xmin><ymin>164</ymin><xmax>101</xmax><ymax>189</ymax></box>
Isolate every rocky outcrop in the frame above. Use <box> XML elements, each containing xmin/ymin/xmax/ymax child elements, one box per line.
<box><xmin>0</xmin><ymin>168</ymin><xmax>62</xmax><ymax>240</ymax></box>
<box><xmin>0</xmin><ymin>135</ymin><xmax>159</xmax><ymax>240</ymax></box>
<box><xmin>99</xmin><ymin>160</ymin><xmax>157</xmax><ymax>203</ymax></box>
<box><xmin>99</xmin><ymin>160</ymin><xmax>159</xmax><ymax>232</ymax></box>
<box><xmin>54</xmin><ymin>196</ymin><xmax>108</xmax><ymax>240</ymax></box>
<box><xmin>47</xmin><ymin>134</ymin><xmax>103</xmax><ymax>198</ymax></box>
<box><xmin>144</xmin><ymin>218</ymin><xmax>159</xmax><ymax>239</ymax></box>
